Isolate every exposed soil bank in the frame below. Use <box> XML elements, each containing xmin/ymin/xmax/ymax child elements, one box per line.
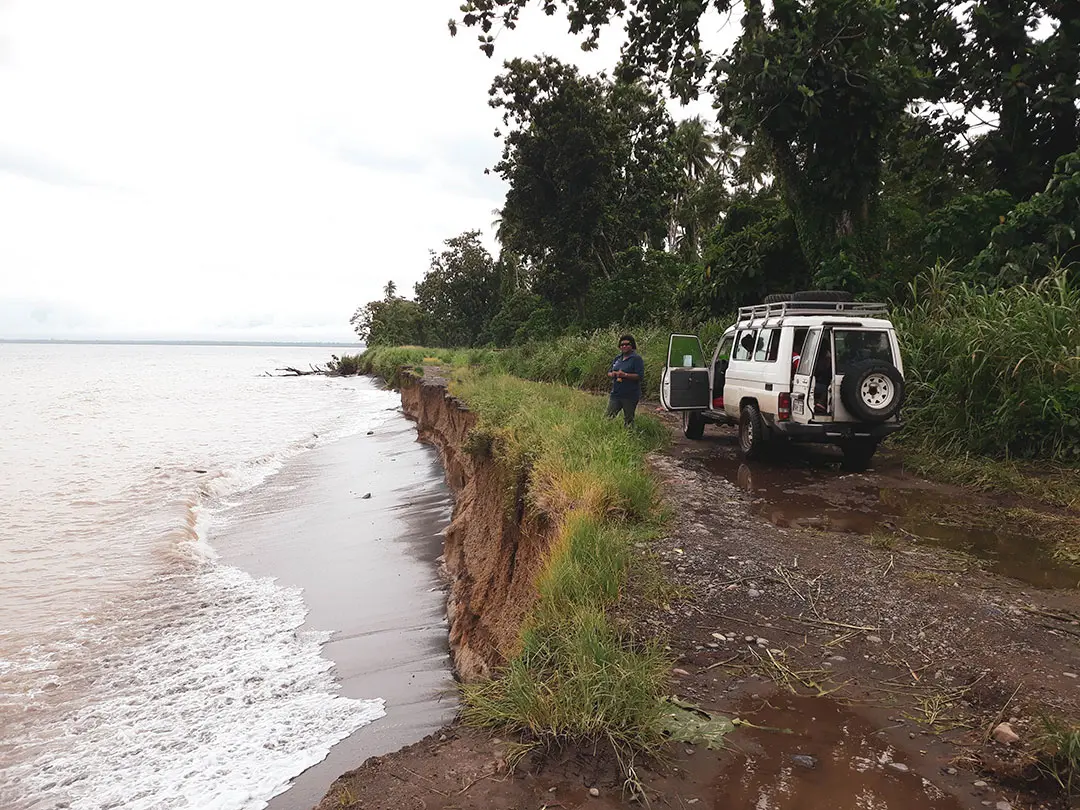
<box><xmin>398</xmin><ymin>369</ymin><xmax>558</xmax><ymax>682</ymax></box>
<box><xmin>317</xmin><ymin>380</ymin><xmax>1080</xmax><ymax>810</ymax></box>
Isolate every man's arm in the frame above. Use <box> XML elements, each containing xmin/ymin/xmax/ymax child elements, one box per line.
<box><xmin>616</xmin><ymin>356</ymin><xmax>645</xmax><ymax>381</ymax></box>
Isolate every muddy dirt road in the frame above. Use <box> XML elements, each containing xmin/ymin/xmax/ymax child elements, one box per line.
<box><xmin>318</xmin><ymin>419</ymin><xmax>1080</xmax><ymax>810</ymax></box>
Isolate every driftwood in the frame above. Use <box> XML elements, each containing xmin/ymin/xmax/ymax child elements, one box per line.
<box><xmin>274</xmin><ymin>364</ymin><xmax>329</xmax><ymax>376</ymax></box>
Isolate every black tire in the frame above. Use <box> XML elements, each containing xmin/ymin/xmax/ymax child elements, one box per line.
<box><xmin>841</xmin><ymin>438</ymin><xmax>879</xmax><ymax>472</ymax></box>
<box><xmin>840</xmin><ymin>360</ymin><xmax>905</xmax><ymax>422</ymax></box>
<box><xmin>763</xmin><ymin>293</ymin><xmax>793</xmax><ymax>304</ymax></box>
<box><xmin>791</xmin><ymin>290</ymin><xmax>854</xmax><ymax>302</ymax></box>
<box><xmin>682</xmin><ymin>410</ymin><xmax>706</xmax><ymax>440</ymax></box>
<box><xmin>738</xmin><ymin>402</ymin><xmax>768</xmax><ymax>460</ymax></box>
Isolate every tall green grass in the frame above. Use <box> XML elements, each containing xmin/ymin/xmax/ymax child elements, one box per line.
<box><xmin>895</xmin><ymin>265</ymin><xmax>1080</xmax><ymax>462</ymax></box>
<box><xmin>445</xmin><ymin>373</ymin><xmax>672</xmax><ymax>750</ymax></box>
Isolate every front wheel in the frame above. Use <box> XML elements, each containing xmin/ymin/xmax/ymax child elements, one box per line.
<box><xmin>682</xmin><ymin>410</ymin><xmax>706</xmax><ymax>440</ymax></box>
<box><xmin>738</xmin><ymin>403</ymin><xmax>768</xmax><ymax>459</ymax></box>
<box><xmin>841</xmin><ymin>438</ymin><xmax>879</xmax><ymax>472</ymax></box>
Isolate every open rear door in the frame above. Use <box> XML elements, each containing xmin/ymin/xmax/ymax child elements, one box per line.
<box><xmin>660</xmin><ymin>334</ymin><xmax>710</xmax><ymax>411</ymax></box>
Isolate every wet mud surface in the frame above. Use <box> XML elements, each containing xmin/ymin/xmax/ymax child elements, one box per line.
<box><xmin>713</xmin><ymin>692</ymin><xmax>966</xmax><ymax>810</ymax></box>
<box><xmin>696</xmin><ymin>431</ymin><xmax>1080</xmax><ymax>590</ymax></box>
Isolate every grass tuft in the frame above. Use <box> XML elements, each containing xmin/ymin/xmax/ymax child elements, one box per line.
<box><xmin>1035</xmin><ymin>717</ymin><xmax>1080</xmax><ymax>796</ymax></box>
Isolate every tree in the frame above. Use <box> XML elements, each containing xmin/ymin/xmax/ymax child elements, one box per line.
<box><xmin>956</xmin><ymin>0</ymin><xmax>1080</xmax><ymax>199</ymax></box>
<box><xmin>455</xmin><ymin>0</ymin><xmax>956</xmax><ymax>289</ymax></box>
<box><xmin>414</xmin><ymin>231</ymin><xmax>501</xmax><ymax>347</ymax></box>
<box><xmin>350</xmin><ymin>282</ymin><xmax>425</xmax><ymax>346</ymax></box>
<box><xmin>489</xmin><ymin>57</ymin><xmax>681</xmax><ymax>323</ymax></box>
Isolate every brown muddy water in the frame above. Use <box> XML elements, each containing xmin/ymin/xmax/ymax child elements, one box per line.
<box><xmin>701</xmin><ymin>450</ymin><xmax>1080</xmax><ymax>590</ymax></box>
<box><xmin>713</xmin><ymin>694</ymin><xmax>969</xmax><ymax>809</ymax></box>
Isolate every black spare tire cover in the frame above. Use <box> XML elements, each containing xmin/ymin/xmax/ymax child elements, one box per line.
<box><xmin>840</xmin><ymin>360</ymin><xmax>905</xmax><ymax>422</ymax></box>
<box><xmin>791</xmin><ymin>290</ymin><xmax>854</xmax><ymax>302</ymax></box>
<box><xmin>763</xmin><ymin>293</ymin><xmax>793</xmax><ymax>304</ymax></box>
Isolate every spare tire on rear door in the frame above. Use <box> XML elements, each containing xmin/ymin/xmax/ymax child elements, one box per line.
<box><xmin>840</xmin><ymin>360</ymin><xmax>905</xmax><ymax>422</ymax></box>
<box><xmin>791</xmin><ymin>290</ymin><xmax>854</xmax><ymax>302</ymax></box>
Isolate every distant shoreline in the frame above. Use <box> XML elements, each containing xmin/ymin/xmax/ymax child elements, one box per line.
<box><xmin>0</xmin><ymin>338</ymin><xmax>365</xmax><ymax>348</ymax></box>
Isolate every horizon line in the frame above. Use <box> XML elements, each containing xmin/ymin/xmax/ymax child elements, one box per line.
<box><xmin>0</xmin><ymin>338</ymin><xmax>366</xmax><ymax>348</ymax></box>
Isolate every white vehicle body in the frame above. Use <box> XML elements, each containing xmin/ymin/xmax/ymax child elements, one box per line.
<box><xmin>660</xmin><ymin>299</ymin><xmax>906</xmax><ymax>470</ymax></box>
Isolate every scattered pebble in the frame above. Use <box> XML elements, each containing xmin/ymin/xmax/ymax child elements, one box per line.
<box><xmin>748</xmin><ymin>589</ymin><xmax>761</xmax><ymax>598</ymax></box>
<box><xmin>672</xmin><ymin>668</ymin><xmax>690</xmax><ymax>676</ymax></box>
<box><xmin>745</xmin><ymin>635</ymin><xmax>756</xmax><ymax>642</ymax></box>
<box><xmin>791</xmin><ymin>754</ymin><xmax>818</xmax><ymax>769</ymax></box>
<box><xmin>829</xmin><ymin>655</ymin><xmax>847</xmax><ymax>662</ymax></box>
<box><xmin>589</xmin><ymin>787</ymin><xmax>600</xmax><ymax>797</ymax></box>
<box><xmin>887</xmin><ymin>762</ymin><xmax>909</xmax><ymax>773</ymax></box>
<box><xmin>549</xmin><ymin>786</ymin><xmax>558</xmax><ymax>793</ymax></box>
<box><xmin>361</xmin><ymin>493</ymin><xmax>372</xmax><ymax>499</ymax></box>
<box><xmin>866</xmin><ymin>635</ymin><xmax>883</xmax><ymax>644</ymax></box>
<box><xmin>756</xmin><ymin>637</ymin><xmax>768</xmax><ymax>646</ymax></box>
<box><xmin>973</xmin><ymin>780</ymin><xmax>988</xmax><ymax>788</ymax></box>
<box><xmin>992</xmin><ymin>722</ymin><xmax>1020</xmax><ymax>745</ymax></box>
<box><xmin>1065</xmin><ymin>672</ymin><xmax>1078</xmax><ymax>679</ymax></box>
<box><xmin>945</xmin><ymin>767</ymin><xmax>958</xmax><ymax>775</ymax></box>
<box><xmin>909</xmin><ymin>732</ymin><xmax>916</xmax><ymax>739</ymax></box>
<box><xmin>996</xmin><ymin>802</ymin><xmax>1012</xmax><ymax>810</ymax></box>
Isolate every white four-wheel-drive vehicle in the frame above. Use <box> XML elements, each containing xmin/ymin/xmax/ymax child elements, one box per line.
<box><xmin>660</xmin><ymin>292</ymin><xmax>906</xmax><ymax>471</ymax></box>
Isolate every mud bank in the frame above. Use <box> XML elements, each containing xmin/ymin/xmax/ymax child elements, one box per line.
<box><xmin>398</xmin><ymin>370</ymin><xmax>554</xmax><ymax>682</ymax></box>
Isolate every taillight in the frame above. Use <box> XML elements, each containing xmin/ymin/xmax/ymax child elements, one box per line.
<box><xmin>778</xmin><ymin>392</ymin><xmax>792</xmax><ymax>421</ymax></box>
<box><xmin>712</xmin><ymin>396</ymin><xmax>724</xmax><ymax>409</ymax></box>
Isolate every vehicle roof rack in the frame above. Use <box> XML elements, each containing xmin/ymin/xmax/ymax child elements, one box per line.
<box><xmin>737</xmin><ymin>300</ymin><xmax>890</xmax><ymax>324</ymax></box>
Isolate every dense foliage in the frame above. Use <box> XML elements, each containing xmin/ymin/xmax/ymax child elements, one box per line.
<box><xmin>349</xmin><ymin>0</ymin><xmax>1079</xmax><ymax>461</ymax></box>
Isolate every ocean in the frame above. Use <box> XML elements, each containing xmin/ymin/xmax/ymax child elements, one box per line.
<box><xmin>0</xmin><ymin>343</ymin><xmax>454</xmax><ymax>810</ymax></box>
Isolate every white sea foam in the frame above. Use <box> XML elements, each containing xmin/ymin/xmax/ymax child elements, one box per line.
<box><xmin>4</xmin><ymin>565</ymin><xmax>385</xmax><ymax>810</ymax></box>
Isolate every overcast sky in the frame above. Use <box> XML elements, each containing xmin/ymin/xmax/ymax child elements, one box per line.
<box><xmin>0</xmin><ymin>1</ymin><xmax>726</xmax><ymax>342</ymax></box>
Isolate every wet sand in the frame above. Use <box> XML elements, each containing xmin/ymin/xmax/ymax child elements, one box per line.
<box><xmin>216</xmin><ymin>407</ymin><xmax>456</xmax><ymax>810</ymax></box>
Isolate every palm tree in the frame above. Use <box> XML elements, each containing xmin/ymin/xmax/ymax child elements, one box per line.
<box><xmin>673</xmin><ymin>117</ymin><xmax>718</xmax><ymax>181</ymax></box>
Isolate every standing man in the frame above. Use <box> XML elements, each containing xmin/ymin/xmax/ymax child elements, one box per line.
<box><xmin>606</xmin><ymin>335</ymin><xmax>645</xmax><ymax>426</ymax></box>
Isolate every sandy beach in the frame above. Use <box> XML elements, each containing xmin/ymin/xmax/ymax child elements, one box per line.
<box><xmin>216</xmin><ymin>410</ymin><xmax>456</xmax><ymax>810</ymax></box>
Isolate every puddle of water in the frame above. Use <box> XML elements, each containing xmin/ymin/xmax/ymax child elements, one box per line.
<box><xmin>704</xmin><ymin>453</ymin><xmax>1080</xmax><ymax>590</ymax></box>
<box><xmin>713</xmin><ymin>695</ymin><xmax>964</xmax><ymax>809</ymax></box>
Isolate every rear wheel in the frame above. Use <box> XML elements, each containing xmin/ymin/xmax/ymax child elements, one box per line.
<box><xmin>682</xmin><ymin>410</ymin><xmax>706</xmax><ymax>440</ymax></box>
<box><xmin>841</xmin><ymin>439</ymin><xmax>879</xmax><ymax>472</ymax></box>
<box><xmin>738</xmin><ymin>402</ymin><xmax>768</xmax><ymax>459</ymax></box>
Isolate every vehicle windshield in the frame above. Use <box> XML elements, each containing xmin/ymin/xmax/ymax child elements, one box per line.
<box><xmin>834</xmin><ymin>330</ymin><xmax>893</xmax><ymax>373</ymax></box>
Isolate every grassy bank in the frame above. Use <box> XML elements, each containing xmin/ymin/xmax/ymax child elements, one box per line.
<box><xmin>377</xmin><ymin>364</ymin><xmax>675</xmax><ymax>752</ymax></box>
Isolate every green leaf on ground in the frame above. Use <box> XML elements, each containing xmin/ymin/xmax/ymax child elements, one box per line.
<box><xmin>659</xmin><ymin>696</ymin><xmax>736</xmax><ymax>750</ymax></box>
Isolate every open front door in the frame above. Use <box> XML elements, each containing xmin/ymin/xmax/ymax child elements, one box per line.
<box><xmin>660</xmin><ymin>334</ymin><xmax>710</xmax><ymax>411</ymax></box>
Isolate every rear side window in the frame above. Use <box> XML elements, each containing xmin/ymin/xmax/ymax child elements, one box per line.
<box><xmin>715</xmin><ymin>334</ymin><xmax>734</xmax><ymax>363</ymax></box>
<box><xmin>834</xmin><ymin>330</ymin><xmax>894</xmax><ymax>373</ymax></box>
<box><xmin>754</xmin><ymin>329</ymin><xmax>781</xmax><ymax>362</ymax></box>
<box><xmin>733</xmin><ymin>329</ymin><xmax>756</xmax><ymax>361</ymax></box>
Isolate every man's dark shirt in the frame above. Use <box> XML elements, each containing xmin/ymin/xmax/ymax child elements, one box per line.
<box><xmin>610</xmin><ymin>352</ymin><xmax>645</xmax><ymax>399</ymax></box>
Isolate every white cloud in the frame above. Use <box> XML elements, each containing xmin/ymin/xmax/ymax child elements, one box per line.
<box><xmin>0</xmin><ymin>0</ymin><xmax>719</xmax><ymax>341</ymax></box>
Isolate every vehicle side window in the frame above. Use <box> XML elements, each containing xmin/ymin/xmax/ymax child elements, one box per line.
<box><xmin>834</xmin><ymin>330</ymin><xmax>894</xmax><ymax>373</ymax></box>
<box><xmin>754</xmin><ymin>329</ymin><xmax>781</xmax><ymax>362</ymax></box>
<box><xmin>733</xmin><ymin>329</ymin><xmax>756</xmax><ymax>362</ymax></box>
<box><xmin>798</xmin><ymin>330</ymin><xmax>821</xmax><ymax>375</ymax></box>
<box><xmin>715</xmin><ymin>334</ymin><xmax>734</xmax><ymax>367</ymax></box>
